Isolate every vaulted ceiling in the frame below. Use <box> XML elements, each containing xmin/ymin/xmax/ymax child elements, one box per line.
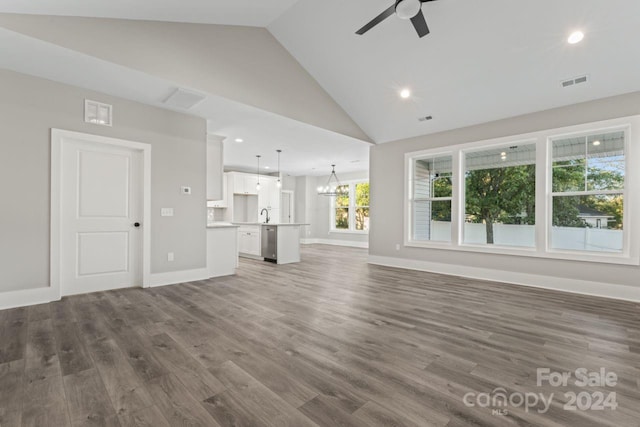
<box><xmin>1</xmin><ymin>0</ymin><xmax>639</xmax><ymax>171</ymax></box>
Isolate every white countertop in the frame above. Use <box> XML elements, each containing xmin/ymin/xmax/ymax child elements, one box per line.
<box><xmin>207</xmin><ymin>222</ymin><xmax>240</xmax><ymax>229</ymax></box>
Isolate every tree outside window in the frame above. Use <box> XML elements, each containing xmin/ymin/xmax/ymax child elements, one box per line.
<box><xmin>355</xmin><ymin>183</ymin><xmax>370</xmax><ymax>231</ymax></box>
<box><xmin>464</xmin><ymin>144</ymin><xmax>536</xmax><ymax>246</ymax></box>
<box><xmin>332</xmin><ymin>182</ymin><xmax>369</xmax><ymax>232</ymax></box>
<box><xmin>334</xmin><ymin>185</ymin><xmax>350</xmax><ymax>229</ymax></box>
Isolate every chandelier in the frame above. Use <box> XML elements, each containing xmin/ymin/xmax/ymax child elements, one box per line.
<box><xmin>317</xmin><ymin>165</ymin><xmax>345</xmax><ymax>196</ymax></box>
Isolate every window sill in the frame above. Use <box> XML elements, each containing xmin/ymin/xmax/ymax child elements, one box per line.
<box><xmin>330</xmin><ymin>230</ymin><xmax>369</xmax><ymax>235</ymax></box>
<box><xmin>404</xmin><ymin>240</ymin><xmax>639</xmax><ymax>266</ymax></box>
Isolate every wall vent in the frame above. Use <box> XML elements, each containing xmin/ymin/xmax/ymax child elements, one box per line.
<box><xmin>163</xmin><ymin>88</ymin><xmax>206</xmax><ymax>110</ymax></box>
<box><xmin>561</xmin><ymin>75</ymin><xmax>588</xmax><ymax>88</ymax></box>
<box><xmin>418</xmin><ymin>115</ymin><xmax>433</xmax><ymax>122</ymax></box>
<box><xmin>84</xmin><ymin>99</ymin><xmax>112</xmax><ymax>126</ymax></box>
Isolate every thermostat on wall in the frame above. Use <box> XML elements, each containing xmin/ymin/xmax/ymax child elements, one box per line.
<box><xmin>181</xmin><ymin>186</ymin><xmax>192</xmax><ymax>195</ymax></box>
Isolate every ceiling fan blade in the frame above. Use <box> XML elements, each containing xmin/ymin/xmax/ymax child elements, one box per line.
<box><xmin>411</xmin><ymin>9</ymin><xmax>430</xmax><ymax>38</ymax></box>
<box><xmin>356</xmin><ymin>4</ymin><xmax>396</xmax><ymax>35</ymax></box>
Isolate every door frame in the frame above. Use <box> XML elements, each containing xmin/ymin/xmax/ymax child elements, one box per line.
<box><xmin>50</xmin><ymin>129</ymin><xmax>152</xmax><ymax>299</ymax></box>
<box><xmin>281</xmin><ymin>190</ymin><xmax>295</xmax><ymax>223</ymax></box>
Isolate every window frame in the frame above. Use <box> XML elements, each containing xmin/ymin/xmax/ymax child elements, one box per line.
<box><xmin>403</xmin><ymin>115</ymin><xmax>639</xmax><ymax>266</ymax></box>
<box><xmin>408</xmin><ymin>153</ymin><xmax>454</xmax><ymax>244</ymax></box>
<box><xmin>330</xmin><ymin>180</ymin><xmax>370</xmax><ymax>234</ymax></box>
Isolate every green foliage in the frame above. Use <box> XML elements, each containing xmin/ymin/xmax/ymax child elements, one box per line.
<box><xmin>465</xmin><ymin>164</ymin><xmax>536</xmax><ymax>243</ymax></box>
<box><xmin>335</xmin><ymin>208</ymin><xmax>349</xmax><ymax>229</ymax></box>
<box><xmin>355</xmin><ymin>183</ymin><xmax>370</xmax><ymax>230</ymax></box>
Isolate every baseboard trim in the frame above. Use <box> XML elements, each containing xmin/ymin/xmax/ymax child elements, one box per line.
<box><xmin>0</xmin><ymin>286</ymin><xmax>59</xmax><ymax>311</ymax></box>
<box><xmin>148</xmin><ymin>268</ymin><xmax>210</xmax><ymax>288</ymax></box>
<box><xmin>368</xmin><ymin>255</ymin><xmax>640</xmax><ymax>303</ymax></box>
<box><xmin>301</xmin><ymin>238</ymin><xmax>369</xmax><ymax>249</ymax></box>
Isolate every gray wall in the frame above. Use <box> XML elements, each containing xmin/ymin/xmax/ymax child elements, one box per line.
<box><xmin>370</xmin><ymin>91</ymin><xmax>640</xmax><ymax>289</ymax></box>
<box><xmin>0</xmin><ymin>70</ymin><xmax>207</xmax><ymax>293</ymax></box>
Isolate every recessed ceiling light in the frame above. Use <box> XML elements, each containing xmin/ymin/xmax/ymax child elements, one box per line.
<box><xmin>234</xmin><ymin>138</ymin><xmax>243</xmax><ymax>143</ymax></box>
<box><xmin>592</xmin><ymin>140</ymin><xmax>601</xmax><ymax>146</ymax></box>
<box><xmin>265</xmin><ymin>166</ymin><xmax>270</xmax><ymax>169</ymax></box>
<box><xmin>568</xmin><ymin>31</ymin><xmax>584</xmax><ymax>44</ymax></box>
<box><xmin>400</xmin><ymin>88</ymin><xmax>411</xmax><ymax>99</ymax></box>
<box><xmin>500</xmin><ymin>152</ymin><xmax>507</xmax><ymax>156</ymax></box>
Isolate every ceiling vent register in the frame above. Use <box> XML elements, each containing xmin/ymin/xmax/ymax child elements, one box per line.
<box><xmin>561</xmin><ymin>75</ymin><xmax>589</xmax><ymax>88</ymax></box>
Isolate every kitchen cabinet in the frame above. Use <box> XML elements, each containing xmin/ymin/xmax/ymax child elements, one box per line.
<box><xmin>207</xmin><ymin>174</ymin><xmax>227</xmax><ymax>208</ymax></box>
<box><xmin>258</xmin><ymin>177</ymin><xmax>281</xmax><ymax>217</ymax></box>
<box><xmin>238</xmin><ymin>225</ymin><xmax>261</xmax><ymax>257</ymax></box>
<box><xmin>232</xmin><ymin>173</ymin><xmax>259</xmax><ymax>195</ymax></box>
<box><xmin>207</xmin><ymin>225</ymin><xmax>238</xmax><ymax>277</ymax></box>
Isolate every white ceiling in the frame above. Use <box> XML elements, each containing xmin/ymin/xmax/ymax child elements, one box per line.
<box><xmin>0</xmin><ymin>0</ymin><xmax>299</xmax><ymax>27</ymax></box>
<box><xmin>0</xmin><ymin>26</ymin><xmax>369</xmax><ymax>176</ymax></box>
<box><xmin>270</xmin><ymin>0</ymin><xmax>640</xmax><ymax>143</ymax></box>
<box><xmin>2</xmin><ymin>0</ymin><xmax>639</xmax><ymax>171</ymax></box>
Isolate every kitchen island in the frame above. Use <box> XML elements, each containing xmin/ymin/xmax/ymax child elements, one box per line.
<box><xmin>207</xmin><ymin>223</ymin><xmax>239</xmax><ymax>277</ymax></box>
<box><xmin>234</xmin><ymin>223</ymin><xmax>309</xmax><ymax>264</ymax></box>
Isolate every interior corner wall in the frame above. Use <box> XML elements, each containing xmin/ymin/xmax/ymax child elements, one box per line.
<box><xmin>0</xmin><ymin>69</ymin><xmax>207</xmax><ymax>294</ymax></box>
<box><xmin>369</xmin><ymin>91</ymin><xmax>640</xmax><ymax>296</ymax></box>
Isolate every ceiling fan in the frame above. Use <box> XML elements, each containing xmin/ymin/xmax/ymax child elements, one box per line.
<box><xmin>356</xmin><ymin>0</ymin><xmax>438</xmax><ymax>38</ymax></box>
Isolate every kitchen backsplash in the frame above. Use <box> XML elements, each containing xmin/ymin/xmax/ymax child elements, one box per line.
<box><xmin>207</xmin><ymin>207</ymin><xmax>225</xmax><ymax>223</ymax></box>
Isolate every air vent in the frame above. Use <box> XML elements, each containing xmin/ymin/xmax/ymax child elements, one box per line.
<box><xmin>84</xmin><ymin>99</ymin><xmax>112</xmax><ymax>126</ymax></box>
<box><xmin>163</xmin><ymin>88</ymin><xmax>206</xmax><ymax>110</ymax></box>
<box><xmin>418</xmin><ymin>115</ymin><xmax>433</xmax><ymax>122</ymax></box>
<box><xmin>561</xmin><ymin>75</ymin><xmax>588</xmax><ymax>88</ymax></box>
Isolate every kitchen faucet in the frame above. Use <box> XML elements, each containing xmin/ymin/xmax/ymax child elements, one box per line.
<box><xmin>260</xmin><ymin>208</ymin><xmax>270</xmax><ymax>224</ymax></box>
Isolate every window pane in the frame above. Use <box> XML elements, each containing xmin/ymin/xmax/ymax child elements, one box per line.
<box><xmin>414</xmin><ymin>156</ymin><xmax>452</xmax><ymax>199</ymax></box>
<box><xmin>552</xmin><ymin>131</ymin><xmax>625</xmax><ymax>193</ymax></box>
<box><xmin>464</xmin><ymin>144</ymin><xmax>536</xmax><ymax>247</ymax></box>
<box><xmin>335</xmin><ymin>185</ymin><xmax>349</xmax><ymax>207</ymax></box>
<box><xmin>552</xmin><ymin>195</ymin><xmax>623</xmax><ymax>252</ymax></box>
<box><xmin>355</xmin><ymin>207</ymin><xmax>369</xmax><ymax>231</ymax></box>
<box><xmin>413</xmin><ymin>200</ymin><xmax>451</xmax><ymax>242</ymax></box>
<box><xmin>335</xmin><ymin>208</ymin><xmax>349</xmax><ymax>229</ymax></box>
<box><xmin>355</xmin><ymin>182</ymin><xmax>370</xmax><ymax>207</ymax></box>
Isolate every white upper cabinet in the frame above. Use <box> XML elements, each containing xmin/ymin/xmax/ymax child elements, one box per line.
<box><xmin>258</xmin><ymin>177</ymin><xmax>281</xmax><ymax>212</ymax></box>
<box><xmin>231</xmin><ymin>173</ymin><xmax>259</xmax><ymax>195</ymax></box>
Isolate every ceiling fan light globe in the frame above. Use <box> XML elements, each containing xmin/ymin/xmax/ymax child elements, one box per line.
<box><xmin>395</xmin><ymin>0</ymin><xmax>422</xmax><ymax>20</ymax></box>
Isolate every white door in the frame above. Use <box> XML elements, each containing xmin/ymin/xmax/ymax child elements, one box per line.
<box><xmin>60</xmin><ymin>137</ymin><xmax>143</xmax><ymax>296</ymax></box>
<box><xmin>281</xmin><ymin>191</ymin><xmax>293</xmax><ymax>224</ymax></box>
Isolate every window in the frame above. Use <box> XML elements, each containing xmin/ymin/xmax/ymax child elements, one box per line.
<box><xmin>464</xmin><ymin>144</ymin><xmax>536</xmax><ymax>247</ymax></box>
<box><xmin>404</xmin><ymin>116</ymin><xmax>636</xmax><ymax>264</ymax></box>
<box><xmin>411</xmin><ymin>155</ymin><xmax>452</xmax><ymax>242</ymax></box>
<box><xmin>331</xmin><ymin>181</ymin><xmax>370</xmax><ymax>232</ymax></box>
<box><xmin>551</xmin><ymin>131</ymin><xmax>625</xmax><ymax>252</ymax></box>
<box><xmin>355</xmin><ymin>182</ymin><xmax>370</xmax><ymax>231</ymax></box>
<box><xmin>334</xmin><ymin>185</ymin><xmax>350</xmax><ymax>230</ymax></box>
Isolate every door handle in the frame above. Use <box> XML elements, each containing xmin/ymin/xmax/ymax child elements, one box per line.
<box><xmin>134</xmin><ymin>222</ymin><xmax>141</xmax><ymax>228</ymax></box>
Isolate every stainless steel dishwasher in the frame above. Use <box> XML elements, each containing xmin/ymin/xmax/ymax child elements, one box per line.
<box><xmin>262</xmin><ymin>225</ymin><xmax>277</xmax><ymax>263</ymax></box>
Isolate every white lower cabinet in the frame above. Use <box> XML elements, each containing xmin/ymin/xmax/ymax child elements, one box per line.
<box><xmin>238</xmin><ymin>226</ymin><xmax>261</xmax><ymax>257</ymax></box>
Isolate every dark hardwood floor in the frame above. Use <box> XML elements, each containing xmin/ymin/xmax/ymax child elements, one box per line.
<box><xmin>1</xmin><ymin>245</ymin><xmax>639</xmax><ymax>426</ymax></box>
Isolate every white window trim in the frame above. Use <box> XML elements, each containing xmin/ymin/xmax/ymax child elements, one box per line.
<box><xmin>404</xmin><ymin>115</ymin><xmax>640</xmax><ymax>266</ymax></box>
<box><xmin>330</xmin><ymin>180</ymin><xmax>369</xmax><ymax>234</ymax></box>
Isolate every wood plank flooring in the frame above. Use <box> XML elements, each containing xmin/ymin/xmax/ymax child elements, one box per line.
<box><xmin>1</xmin><ymin>245</ymin><xmax>639</xmax><ymax>426</ymax></box>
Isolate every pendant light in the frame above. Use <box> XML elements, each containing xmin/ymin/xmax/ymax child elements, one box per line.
<box><xmin>276</xmin><ymin>149</ymin><xmax>282</xmax><ymax>188</ymax></box>
<box><xmin>317</xmin><ymin>164</ymin><xmax>344</xmax><ymax>196</ymax></box>
<box><xmin>256</xmin><ymin>155</ymin><xmax>261</xmax><ymax>191</ymax></box>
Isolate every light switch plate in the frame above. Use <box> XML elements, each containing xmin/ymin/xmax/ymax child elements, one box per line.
<box><xmin>161</xmin><ymin>208</ymin><xmax>174</xmax><ymax>217</ymax></box>
<box><xmin>181</xmin><ymin>186</ymin><xmax>192</xmax><ymax>195</ymax></box>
